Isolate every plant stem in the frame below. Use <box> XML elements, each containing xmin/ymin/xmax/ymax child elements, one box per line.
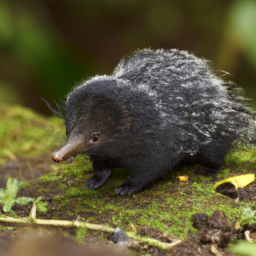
<box><xmin>0</xmin><ymin>216</ymin><xmax>182</xmax><ymax>250</ymax></box>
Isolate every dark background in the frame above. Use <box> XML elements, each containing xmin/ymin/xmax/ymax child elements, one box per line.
<box><xmin>1</xmin><ymin>0</ymin><xmax>256</xmax><ymax>115</ymax></box>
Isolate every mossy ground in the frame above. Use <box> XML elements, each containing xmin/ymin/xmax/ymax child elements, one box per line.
<box><xmin>0</xmin><ymin>103</ymin><xmax>256</xmax><ymax>255</ymax></box>
<box><xmin>0</xmin><ymin>103</ymin><xmax>65</xmax><ymax>165</ymax></box>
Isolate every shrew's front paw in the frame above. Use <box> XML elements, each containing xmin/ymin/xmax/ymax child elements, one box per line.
<box><xmin>85</xmin><ymin>177</ymin><xmax>102</xmax><ymax>190</ymax></box>
<box><xmin>85</xmin><ymin>168</ymin><xmax>112</xmax><ymax>190</ymax></box>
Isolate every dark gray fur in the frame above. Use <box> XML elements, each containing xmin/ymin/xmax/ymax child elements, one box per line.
<box><xmin>61</xmin><ymin>49</ymin><xmax>255</xmax><ymax>195</ymax></box>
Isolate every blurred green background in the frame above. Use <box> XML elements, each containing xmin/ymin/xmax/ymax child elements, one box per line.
<box><xmin>0</xmin><ymin>0</ymin><xmax>256</xmax><ymax>115</ymax></box>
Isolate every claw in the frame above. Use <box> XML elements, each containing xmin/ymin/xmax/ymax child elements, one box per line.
<box><xmin>115</xmin><ymin>182</ymin><xmax>137</xmax><ymax>196</ymax></box>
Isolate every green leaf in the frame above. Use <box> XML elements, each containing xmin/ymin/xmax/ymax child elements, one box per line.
<box><xmin>0</xmin><ymin>178</ymin><xmax>47</xmax><ymax>213</ymax></box>
<box><xmin>5</xmin><ymin>178</ymin><xmax>19</xmax><ymax>199</ymax></box>
<box><xmin>31</xmin><ymin>197</ymin><xmax>48</xmax><ymax>213</ymax></box>
<box><xmin>3</xmin><ymin>202</ymin><xmax>14</xmax><ymax>213</ymax></box>
<box><xmin>229</xmin><ymin>241</ymin><xmax>256</xmax><ymax>256</ymax></box>
<box><xmin>0</xmin><ymin>178</ymin><xmax>37</xmax><ymax>212</ymax></box>
<box><xmin>0</xmin><ymin>178</ymin><xmax>20</xmax><ymax>212</ymax></box>
<box><xmin>36</xmin><ymin>201</ymin><xmax>48</xmax><ymax>213</ymax></box>
<box><xmin>33</xmin><ymin>196</ymin><xmax>43</xmax><ymax>205</ymax></box>
<box><xmin>15</xmin><ymin>197</ymin><xmax>35</xmax><ymax>205</ymax></box>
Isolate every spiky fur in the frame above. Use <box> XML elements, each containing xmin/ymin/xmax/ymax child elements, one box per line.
<box><xmin>61</xmin><ymin>49</ymin><xmax>255</xmax><ymax>195</ymax></box>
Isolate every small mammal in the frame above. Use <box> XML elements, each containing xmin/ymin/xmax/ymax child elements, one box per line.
<box><xmin>50</xmin><ymin>49</ymin><xmax>254</xmax><ymax>196</ymax></box>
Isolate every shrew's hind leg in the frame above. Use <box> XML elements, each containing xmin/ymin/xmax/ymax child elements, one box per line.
<box><xmin>85</xmin><ymin>156</ymin><xmax>113</xmax><ymax>190</ymax></box>
<box><xmin>195</xmin><ymin>137</ymin><xmax>232</xmax><ymax>176</ymax></box>
<box><xmin>115</xmin><ymin>152</ymin><xmax>179</xmax><ymax>196</ymax></box>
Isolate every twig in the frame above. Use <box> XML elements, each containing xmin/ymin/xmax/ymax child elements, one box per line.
<box><xmin>126</xmin><ymin>231</ymin><xmax>182</xmax><ymax>249</ymax></box>
<box><xmin>211</xmin><ymin>245</ymin><xmax>223</xmax><ymax>256</ymax></box>
<box><xmin>0</xmin><ymin>216</ymin><xmax>114</xmax><ymax>232</ymax></box>
<box><xmin>0</xmin><ymin>216</ymin><xmax>182</xmax><ymax>250</ymax></box>
<box><xmin>244</xmin><ymin>230</ymin><xmax>253</xmax><ymax>242</ymax></box>
<box><xmin>29</xmin><ymin>204</ymin><xmax>37</xmax><ymax>219</ymax></box>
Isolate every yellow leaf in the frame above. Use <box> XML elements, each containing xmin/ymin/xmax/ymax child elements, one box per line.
<box><xmin>214</xmin><ymin>174</ymin><xmax>255</xmax><ymax>191</ymax></box>
<box><xmin>177</xmin><ymin>176</ymin><xmax>188</xmax><ymax>182</ymax></box>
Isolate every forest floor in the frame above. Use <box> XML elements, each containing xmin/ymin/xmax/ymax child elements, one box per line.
<box><xmin>0</xmin><ymin>103</ymin><xmax>256</xmax><ymax>256</ymax></box>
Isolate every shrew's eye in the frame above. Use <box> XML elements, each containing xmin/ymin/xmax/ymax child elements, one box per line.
<box><xmin>89</xmin><ymin>133</ymin><xmax>101</xmax><ymax>144</ymax></box>
<box><xmin>92</xmin><ymin>136</ymin><xmax>98</xmax><ymax>142</ymax></box>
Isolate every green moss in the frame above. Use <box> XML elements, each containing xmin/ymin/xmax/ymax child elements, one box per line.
<box><xmin>32</xmin><ymin>145</ymin><xmax>254</xmax><ymax>239</ymax></box>
<box><xmin>39</xmin><ymin>155</ymin><xmax>92</xmax><ymax>184</ymax></box>
<box><xmin>224</xmin><ymin>145</ymin><xmax>256</xmax><ymax>170</ymax></box>
<box><xmin>216</xmin><ymin>168</ymin><xmax>230</xmax><ymax>179</ymax></box>
<box><xmin>0</xmin><ymin>103</ymin><xmax>65</xmax><ymax>165</ymax></box>
<box><xmin>76</xmin><ymin>227</ymin><xmax>88</xmax><ymax>244</ymax></box>
<box><xmin>43</xmin><ymin>162</ymin><xmax>242</xmax><ymax>237</ymax></box>
<box><xmin>0</xmin><ymin>224</ymin><xmax>15</xmax><ymax>231</ymax></box>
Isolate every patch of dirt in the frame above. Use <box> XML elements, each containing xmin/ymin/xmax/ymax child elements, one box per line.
<box><xmin>172</xmin><ymin>210</ymin><xmax>244</xmax><ymax>256</ymax></box>
<box><xmin>0</xmin><ymin>155</ymin><xmax>54</xmax><ymax>187</ymax></box>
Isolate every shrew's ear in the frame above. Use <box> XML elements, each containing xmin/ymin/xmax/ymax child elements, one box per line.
<box><xmin>41</xmin><ymin>98</ymin><xmax>66</xmax><ymax>119</ymax></box>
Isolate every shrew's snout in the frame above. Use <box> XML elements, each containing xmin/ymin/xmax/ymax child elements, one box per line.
<box><xmin>51</xmin><ymin>136</ymin><xmax>86</xmax><ymax>163</ymax></box>
<box><xmin>52</xmin><ymin>154</ymin><xmax>62</xmax><ymax>163</ymax></box>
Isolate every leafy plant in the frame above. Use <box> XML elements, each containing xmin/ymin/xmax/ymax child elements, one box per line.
<box><xmin>239</xmin><ymin>203</ymin><xmax>256</xmax><ymax>225</ymax></box>
<box><xmin>33</xmin><ymin>196</ymin><xmax>48</xmax><ymax>213</ymax></box>
<box><xmin>0</xmin><ymin>177</ymin><xmax>47</xmax><ymax>213</ymax></box>
<box><xmin>229</xmin><ymin>241</ymin><xmax>256</xmax><ymax>256</ymax></box>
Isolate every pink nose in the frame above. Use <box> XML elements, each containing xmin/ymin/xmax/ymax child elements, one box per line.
<box><xmin>52</xmin><ymin>155</ymin><xmax>62</xmax><ymax>163</ymax></box>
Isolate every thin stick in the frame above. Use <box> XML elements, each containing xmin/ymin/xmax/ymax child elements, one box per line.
<box><xmin>126</xmin><ymin>231</ymin><xmax>182</xmax><ymax>249</ymax></box>
<box><xmin>0</xmin><ymin>216</ymin><xmax>114</xmax><ymax>232</ymax></box>
<box><xmin>0</xmin><ymin>216</ymin><xmax>182</xmax><ymax>250</ymax></box>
